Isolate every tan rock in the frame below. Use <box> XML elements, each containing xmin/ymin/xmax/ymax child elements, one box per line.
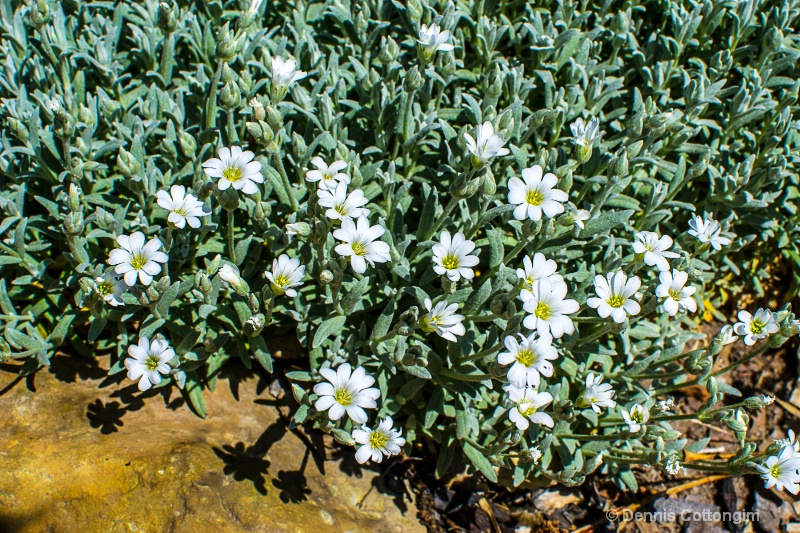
<box><xmin>0</xmin><ymin>356</ymin><xmax>422</xmax><ymax>533</ymax></box>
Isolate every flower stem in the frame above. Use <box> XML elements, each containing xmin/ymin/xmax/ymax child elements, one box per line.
<box><xmin>273</xmin><ymin>153</ymin><xmax>299</xmax><ymax>212</ymax></box>
<box><xmin>226</xmin><ymin>209</ymin><xmax>236</xmax><ymax>264</ymax></box>
<box><xmin>204</xmin><ymin>61</ymin><xmax>224</xmax><ymax>130</ymax></box>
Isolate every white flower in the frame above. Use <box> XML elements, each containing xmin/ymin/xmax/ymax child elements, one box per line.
<box><xmin>579</xmin><ymin>373</ymin><xmax>616</xmax><ymax>413</ymax></box>
<box><xmin>762</xmin><ymin>395</ymin><xmax>775</xmax><ymax>406</ymax></box>
<box><xmin>431</xmin><ymin>231</ymin><xmax>480</xmax><ymax>282</ymax></box>
<box><xmin>586</xmin><ymin>271</ymin><xmax>641</xmax><ymax>323</ymax></box>
<box><xmin>688</xmin><ymin>215</ymin><xmax>732</xmax><ymax>250</ymax></box>
<box><xmin>202</xmin><ymin>146</ymin><xmax>263</xmax><ymax>194</ymax></box>
<box><xmin>317</xmin><ymin>181</ymin><xmax>369</xmax><ymax>221</ymax></box>
<box><xmin>156</xmin><ymin>185</ymin><xmax>210</xmax><ymax>229</ymax></box>
<box><xmin>108</xmin><ymin>232</ymin><xmax>168</xmax><ymax>287</ymax></box>
<box><xmin>333</xmin><ymin>216</ymin><xmax>391</xmax><ymax>274</ymax></box>
<box><xmin>265</xmin><ymin>254</ymin><xmax>305</xmax><ymax>297</ymax></box>
<box><xmin>621</xmin><ymin>404</ymin><xmax>650</xmax><ymax>433</ymax></box>
<box><xmin>95</xmin><ymin>273</ymin><xmax>126</xmax><ymax>307</ymax></box>
<box><xmin>464</xmin><ymin>121</ymin><xmax>510</xmax><ymax>166</ymax></box>
<box><xmin>517</xmin><ymin>253</ymin><xmax>563</xmax><ymax>290</ymax></box>
<box><xmin>655</xmin><ymin>270</ymin><xmax>697</xmax><ymax>316</ymax></box>
<box><xmin>271</xmin><ymin>56</ymin><xmax>307</xmax><ymax>87</ymax></box>
<box><xmin>125</xmin><ymin>337</ymin><xmax>175</xmax><ymax>392</ymax></box>
<box><xmin>504</xmin><ymin>384</ymin><xmax>554</xmax><ymax>430</ymax></box>
<box><xmin>313</xmin><ymin>363</ymin><xmax>380</xmax><ymax>424</ymax></box>
<box><xmin>305</xmin><ymin>157</ymin><xmax>350</xmax><ymax>191</ymax></box>
<box><xmin>519</xmin><ymin>279</ymin><xmax>579</xmax><ymax>338</ymax></box>
<box><xmin>664</xmin><ymin>456</ymin><xmax>684</xmax><ymax>476</ymax></box>
<box><xmin>508</xmin><ymin>165</ymin><xmax>568</xmax><ymax>222</ymax></box>
<box><xmin>497</xmin><ymin>332</ymin><xmax>558</xmax><ymax>388</ymax></box>
<box><xmin>572</xmin><ymin>208</ymin><xmax>591</xmax><ymax>229</ymax></box>
<box><xmin>632</xmin><ymin>231</ymin><xmax>680</xmax><ymax>272</ymax></box>
<box><xmin>756</xmin><ymin>445</ymin><xmax>800</xmax><ymax>494</ymax></box>
<box><xmin>657</xmin><ymin>397</ymin><xmax>676</xmax><ymax>412</ymax></box>
<box><xmin>570</xmin><ymin>117</ymin><xmax>603</xmax><ymax>146</ymax></box>
<box><xmin>421</xmin><ymin>298</ymin><xmax>465</xmax><ymax>342</ymax></box>
<box><xmin>417</xmin><ymin>23</ymin><xmax>454</xmax><ymax>55</ymax></box>
<box><xmin>352</xmin><ymin>416</ymin><xmax>406</xmax><ymax>464</ymax></box>
<box><xmin>734</xmin><ymin>308</ymin><xmax>779</xmax><ymax>346</ymax></box>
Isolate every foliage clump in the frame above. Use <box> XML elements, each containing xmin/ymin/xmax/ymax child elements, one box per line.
<box><xmin>3</xmin><ymin>0</ymin><xmax>800</xmax><ymax>492</ymax></box>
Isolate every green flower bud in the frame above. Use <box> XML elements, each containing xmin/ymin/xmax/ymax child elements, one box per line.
<box><xmin>158</xmin><ymin>2</ymin><xmax>179</xmax><ymax>33</ymax></box>
<box><xmin>291</xmin><ymin>133</ymin><xmax>307</xmax><ymax>159</ymax></box>
<box><xmin>415</xmin><ymin>355</ymin><xmax>428</xmax><ymax>367</ymax></box>
<box><xmin>612</xmin><ymin>151</ymin><xmax>629</xmax><ymax>176</ymax></box>
<box><xmin>29</xmin><ymin>0</ymin><xmax>51</xmax><ymax>29</ymax></box>
<box><xmin>178</xmin><ymin>130</ymin><xmax>196</xmax><ymax>156</ymax></box>
<box><xmin>63</xmin><ymin>212</ymin><xmax>84</xmax><ymax>235</ymax></box>
<box><xmin>215</xmin><ymin>23</ymin><xmax>237</xmax><ymax>63</ymax></box>
<box><xmin>403</xmin><ymin>66</ymin><xmax>423</xmax><ymax>92</ymax></box>
<box><xmin>440</xmin><ymin>52</ymin><xmax>456</xmax><ymax>77</ymax></box>
<box><xmin>207</xmin><ymin>254</ymin><xmax>222</xmax><ymax>276</ymax></box>
<box><xmin>68</xmin><ymin>183</ymin><xmax>81</xmax><ymax>212</ymax></box>
<box><xmin>217</xmin><ymin>188</ymin><xmax>240</xmax><ymax>211</ymax></box>
<box><xmin>480</xmin><ymin>171</ymin><xmax>496</xmax><ymax>197</ymax></box>
<box><xmin>265</xmin><ymin>105</ymin><xmax>282</xmax><ymax>130</ymax></box>
<box><xmin>220</xmin><ymin>81</ymin><xmax>241</xmax><ymax>109</ymax></box>
<box><xmin>249</xmin><ymin>97</ymin><xmax>266</xmax><ymax>121</ymax></box>
<box><xmin>117</xmin><ymin>148</ymin><xmax>140</xmax><ymax>177</ymax></box>
<box><xmin>248</xmin><ymin>293</ymin><xmax>260</xmax><ymax>314</ymax></box>
<box><xmin>379</xmin><ymin>37</ymin><xmax>400</xmax><ymax>64</ymax></box>
<box><xmin>765</xmin><ymin>27</ymin><xmax>784</xmax><ymax>51</ymax></box>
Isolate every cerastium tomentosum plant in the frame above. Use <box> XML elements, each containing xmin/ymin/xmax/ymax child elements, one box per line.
<box><xmin>2</xmin><ymin>0</ymin><xmax>800</xmax><ymax>493</ymax></box>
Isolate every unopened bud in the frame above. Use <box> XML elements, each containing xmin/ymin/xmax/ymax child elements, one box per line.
<box><xmin>157</xmin><ymin>2</ymin><xmax>179</xmax><ymax>33</ymax></box>
<box><xmin>117</xmin><ymin>148</ymin><xmax>140</xmax><ymax>177</ymax></box>
<box><xmin>218</xmin><ymin>264</ymin><xmax>250</xmax><ymax>296</ymax></box>
<box><xmin>178</xmin><ymin>130</ymin><xmax>197</xmax><ymax>156</ymax></box>
<box><xmin>319</xmin><ymin>270</ymin><xmax>334</xmax><ymax>284</ymax></box>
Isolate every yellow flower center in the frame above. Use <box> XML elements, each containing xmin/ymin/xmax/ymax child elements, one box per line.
<box><xmin>525</xmin><ymin>276</ymin><xmax>536</xmax><ymax>287</ymax></box>
<box><xmin>351</xmin><ymin>241</ymin><xmax>367</xmax><ymax>256</ymax></box>
<box><xmin>97</xmin><ymin>281</ymin><xmax>113</xmax><ymax>295</ymax></box>
<box><xmin>442</xmin><ymin>254</ymin><xmax>460</xmax><ymax>270</ymax></box>
<box><xmin>526</xmin><ymin>189</ymin><xmax>544</xmax><ymax>206</ymax></box>
<box><xmin>369</xmin><ymin>430</ymin><xmax>389</xmax><ymax>449</ymax></box>
<box><xmin>770</xmin><ymin>465</ymin><xmax>780</xmax><ymax>478</ymax></box>
<box><xmin>223</xmin><ymin>166</ymin><xmax>243</xmax><ymax>182</ymax></box>
<box><xmin>130</xmin><ymin>254</ymin><xmax>147</xmax><ymax>270</ymax></box>
<box><xmin>145</xmin><ymin>355</ymin><xmax>160</xmax><ymax>371</ymax></box>
<box><xmin>334</xmin><ymin>204</ymin><xmax>348</xmax><ymax>216</ymax></box>
<box><xmin>334</xmin><ymin>388</ymin><xmax>353</xmax><ymax>406</ymax></box>
<box><xmin>518</xmin><ymin>403</ymin><xmax>537</xmax><ymax>417</ymax></box>
<box><xmin>668</xmin><ymin>289</ymin><xmax>682</xmax><ymax>301</ymax></box>
<box><xmin>751</xmin><ymin>320</ymin><xmax>764</xmax><ymax>335</ymax></box>
<box><xmin>274</xmin><ymin>274</ymin><xmax>290</xmax><ymax>288</ymax></box>
<box><xmin>174</xmin><ymin>207</ymin><xmax>187</xmax><ymax>216</ymax></box>
<box><xmin>535</xmin><ymin>302</ymin><xmax>551</xmax><ymax>320</ymax></box>
<box><xmin>607</xmin><ymin>295</ymin><xmax>626</xmax><ymax>308</ymax></box>
<box><xmin>631</xmin><ymin>411</ymin><xmax>644</xmax><ymax>423</ymax></box>
<box><xmin>516</xmin><ymin>349</ymin><xmax>537</xmax><ymax>367</ymax></box>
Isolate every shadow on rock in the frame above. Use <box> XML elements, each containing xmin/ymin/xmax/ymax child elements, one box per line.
<box><xmin>272</xmin><ymin>449</ymin><xmax>313</xmax><ymax>503</ymax></box>
<box><xmin>212</xmin><ymin>419</ymin><xmax>288</xmax><ymax>496</ymax></box>
<box><xmin>86</xmin><ymin>399</ymin><xmax>126</xmax><ymax>434</ymax></box>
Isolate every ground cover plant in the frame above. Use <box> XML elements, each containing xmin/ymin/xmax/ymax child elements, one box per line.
<box><xmin>3</xmin><ymin>0</ymin><xmax>800</xmax><ymax>501</ymax></box>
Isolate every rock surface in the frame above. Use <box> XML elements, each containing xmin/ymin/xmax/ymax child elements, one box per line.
<box><xmin>0</xmin><ymin>356</ymin><xmax>422</xmax><ymax>533</ymax></box>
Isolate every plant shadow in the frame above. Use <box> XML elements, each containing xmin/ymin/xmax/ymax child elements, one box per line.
<box><xmin>212</xmin><ymin>418</ymin><xmax>287</xmax><ymax>496</ymax></box>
